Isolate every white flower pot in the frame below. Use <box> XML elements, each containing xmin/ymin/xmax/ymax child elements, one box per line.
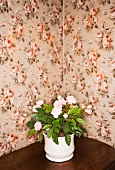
<box><xmin>43</xmin><ymin>133</ymin><xmax>75</xmax><ymax>162</ymax></box>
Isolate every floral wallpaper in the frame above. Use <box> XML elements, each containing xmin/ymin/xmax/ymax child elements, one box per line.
<box><xmin>63</xmin><ymin>0</ymin><xmax>115</xmax><ymax>147</ymax></box>
<box><xmin>0</xmin><ymin>0</ymin><xmax>115</xmax><ymax>157</ymax></box>
<box><xmin>0</xmin><ymin>0</ymin><xmax>63</xmax><ymax>156</ymax></box>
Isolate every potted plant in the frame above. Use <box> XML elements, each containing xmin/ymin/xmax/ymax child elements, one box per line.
<box><xmin>26</xmin><ymin>95</ymin><xmax>92</xmax><ymax>162</ymax></box>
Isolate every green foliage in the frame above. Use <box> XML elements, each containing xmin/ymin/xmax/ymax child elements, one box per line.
<box><xmin>26</xmin><ymin>95</ymin><xmax>91</xmax><ymax>146</ymax></box>
<box><xmin>63</xmin><ymin>122</ymin><xmax>71</xmax><ymax>134</ymax></box>
<box><xmin>66</xmin><ymin>118</ymin><xmax>76</xmax><ymax>127</ymax></box>
<box><xmin>31</xmin><ymin>114</ymin><xmax>40</xmax><ymax>121</ymax></box>
<box><xmin>65</xmin><ymin>134</ymin><xmax>71</xmax><ymax>146</ymax></box>
<box><xmin>36</xmin><ymin>107</ymin><xmax>45</xmax><ymax>113</ymax></box>
<box><xmin>76</xmin><ymin>117</ymin><xmax>87</xmax><ymax>126</ymax></box>
<box><xmin>28</xmin><ymin>129</ymin><xmax>36</xmax><ymax>136</ymax></box>
<box><xmin>26</xmin><ymin>107</ymin><xmax>87</xmax><ymax>145</ymax></box>
<box><xmin>43</xmin><ymin>104</ymin><xmax>52</xmax><ymax>113</ymax></box>
<box><xmin>42</xmin><ymin>124</ymin><xmax>52</xmax><ymax>130</ymax></box>
<box><xmin>52</xmin><ymin>119</ymin><xmax>60</xmax><ymax>127</ymax></box>
<box><xmin>38</xmin><ymin>132</ymin><xmax>43</xmax><ymax>142</ymax></box>
<box><xmin>26</xmin><ymin>120</ymin><xmax>36</xmax><ymax>129</ymax></box>
<box><xmin>52</xmin><ymin>132</ymin><xmax>59</xmax><ymax>144</ymax></box>
<box><xmin>68</xmin><ymin>107</ymin><xmax>82</xmax><ymax>115</ymax></box>
<box><xmin>53</xmin><ymin>127</ymin><xmax>59</xmax><ymax>133</ymax></box>
<box><xmin>47</xmin><ymin>128</ymin><xmax>53</xmax><ymax>138</ymax></box>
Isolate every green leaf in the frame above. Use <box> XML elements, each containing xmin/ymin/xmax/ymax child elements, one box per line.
<box><xmin>75</xmin><ymin>126</ymin><xmax>83</xmax><ymax>132</ymax></box>
<box><xmin>52</xmin><ymin>119</ymin><xmax>60</xmax><ymax>127</ymax></box>
<box><xmin>42</xmin><ymin>124</ymin><xmax>52</xmax><ymax>130</ymax></box>
<box><xmin>47</xmin><ymin>128</ymin><xmax>53</xmax><ymax>138</ymax></box>
<box><xmin>80</xmin><ymin>127</ymin><xmax>87</xmax><ymax>133</ymax></box>
<box><xmin>53</xmin><ymin>127</ymin><xmax>59</xmax><ymax>133</ymax></box>
<box><xmin>32</xmin><ymin>113</ymin><xmax>52</xmax><ymax>124</ymax></box>
<box><xmin>38</xmin><ymin>115</ymin><xmax>47</xmax><ymax>122</ymax></box>
<box><xmin>63</xmin><ymin>123</ymin><xmax>71</xmax><ymax>134</ymax></box>
<box><xmin>76</xmin><ymin>131</ymin><xmax>82</xmax><ymax>137</ymax></box>
<box><xmin>31</xmin><ymin>109</ymin><xmax>46</xmax><ymax>123</ymax></box>
<box><xmin>68</xmin><ymin>107</ymin><xmax>82</xmax><ymax>115</ymax></box>
<box><xmin>26</xmin><ymin>120</ymin><xmax>36</xmax><ymax>129</ymax></box>
<box><xmin>76</xmin><ymin>118</ymin><xmax>87</xmax><ymax>126</ymax></box>
<box><xmin>65</xmin><ymin>134</ymin><xmax>71</xmax><ymax>146</ymax></box>
<box><xmin>38</xmin><ymin>132</ymin><xmax>43</xmax><ymax>142</ymax></box>
<box><xmin>52</xmin><ymin>132</ymin><xmax>59</xmax><ymax>144</ymax></box>
<box><xmin>31</xmin><ymin>114</ymin><xmax>39</xmax><ymax>121</ymax></box>
<box><xmin>45</xmin><ymin>116</ymin><xmax>54</xmax><ymax>124</ymax></box>
<box><xmin>43</xmin><ymin>104</ymin><xmax>52</xmax><ymax>113</ymax></box>
<box><xmin>66</xmin><ymin>118</ymin><xmax>76</xmax><ymax>127</ymax></box>
<box><xmin>70</xmin><ymin>126</ymin><xmax>77</xmax><ymax>135</ymax></box>
<box><xmin>28</xmin><ymin>129</ymin><xmax>36</xmax><ymax>136</ymax></box>
<box><xmin>36</xmin><ymin>107</ymin><xmax>45</xmax><ymax>114</ymax></box>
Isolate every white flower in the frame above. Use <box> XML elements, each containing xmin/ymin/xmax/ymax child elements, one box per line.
<box><xmin>87</xmin><ymin>105</ymin><xmax>92</xmax><ymax>109</ymax></box>
<box><xmin>85</xmin><ymin>109</ymin><xmax>92</xmax><ymax>114</ymax></box>
<box><xmin>34</xmin><ymin>122</ymin><xmax>42</xmax><ymax>131</ymax></box>
<box><xmin>51</xmin><ymin>108</ymin><xmax>62</xmax><ymax>118</ymax></box>
<box><xmin>81</xmin><ymin>105</ymin><xmax>85</xmax><ymax>109</ymax></box>
<box><xmin>63</xmin><ymin>113</ymin><xmax>68</xmax><ymax>119</ymax></box>
<box><xmin>36</xmin><ymin>100</ymin><xmax>44</xmax><ymax>106</ymax></box>
<box><xmin>32</xmin><ymin>100</ymin><xmax>44</xmax><ymax>112</ymax></box>
<box><xmin>66</xmin><ymin>96</ymin><xmax>76</xmax><ymax>104</ymax></box>
<box><xmin>32</xmin><ymin>105</ymin><xmax>41</xmax><ymax>112</ymax></box>
<box><xmin>57</xmin><ymin>95</ymin><xmax>63</xmax><ymax>100</ymax></box>
<box><xmin>53</xmin><ymin>100</ymin><xmax>63</xmax><ymax>108</ymax></box>
<box><xmin>57</xmin><ymin>95</ymin><xmax>67</xmax><ymax>105</ymax></box>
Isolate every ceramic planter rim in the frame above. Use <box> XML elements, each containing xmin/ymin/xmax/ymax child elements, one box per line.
<box><xmin>43</xmin><ymin>132</ymin><xmax>74</xmax><ymax>140</ymax></box>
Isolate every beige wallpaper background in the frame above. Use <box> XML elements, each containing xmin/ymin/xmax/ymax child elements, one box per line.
<box><xmin>0</xmin><ymin>0</ymin><xmax>115</xmax><ymax>156</ymax></box>
<box><xmin>63</xmin><ymin>0</ymin><xmax>115</xmax><ymax>147</ymax></box>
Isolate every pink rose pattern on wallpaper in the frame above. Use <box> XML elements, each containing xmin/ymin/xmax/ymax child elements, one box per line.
<box><xmin>64</xmin><ymin>0</ymin><xmax>115</xmax><ymax>147</ymax></box>
<box><xmin>0</xmin><ymin>0</ymin><xmax>63</xmax><ymax>156</ymax></box>
<box><xmin>0</xmin><ymin>0</ymin><xmax>115</xmax><ymax>157</ymax></box>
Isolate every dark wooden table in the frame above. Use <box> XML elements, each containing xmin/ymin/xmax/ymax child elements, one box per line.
<box><xmin>0</xmin><ymin>137</ymin><xmax>115</xmax><ymax>170</ymax></box>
